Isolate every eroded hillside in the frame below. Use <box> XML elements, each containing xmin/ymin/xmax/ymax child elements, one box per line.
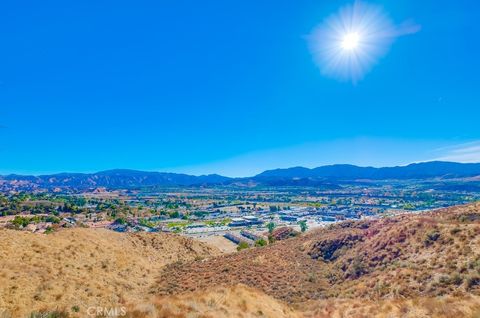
<box><xmin>155</xmin><ymin>203</ymin><xmax>480</xmax><ymax>306</ymax></box>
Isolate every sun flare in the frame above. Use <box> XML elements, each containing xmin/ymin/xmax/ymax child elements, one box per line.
<box><xmin>307</xmin><ymin>2</ymin><xmax>416</xmax><ymax>83</ymax></box>
<box><xmin>341</xmin><ymin>32</ymin><xmax>360</xmax><ymax>50</ymax></box>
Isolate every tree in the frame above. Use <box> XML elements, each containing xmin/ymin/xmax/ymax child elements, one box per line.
<box><xmin>114</xmin><ymin>217</ymin><xmax>126</xmax><ymax>225</ymax></box>
<box><xmin>298</xmin><ymin>220</ymin><xmax>308</xmax><ymax>233</ymax></box>
<box><xmin>266</xmin><ymin>222</ymin><xmax>276</xmax><ymax>244</ymax></box>
<box><xmin>12</xmin><ymin>216</ymin><xmax>30</xmax><ymax>228</ymax></box>
<box><xmin>266</xmin><ymin>222</ymin><xmax>276</xmax><ymax>234</ymax></box>
<box><xmin>45</xmin><ymin>216</ymin><xmax>60</xmax><ymax>224</ymax></box>
<box><xmin>168</xmin><ymin>211</ymin><xmax>180</xmax><ymax>218</ymax></box>
<box><xmin>269</xmin><ymin>205</ymin><xmax>280</xmax><ymax>212</ymax></box>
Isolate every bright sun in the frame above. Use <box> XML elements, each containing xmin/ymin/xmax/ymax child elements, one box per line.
<box><xmin>341</xmin><ymin>32</ymin><xmax>360</xmax><ymax>50</ymax></box>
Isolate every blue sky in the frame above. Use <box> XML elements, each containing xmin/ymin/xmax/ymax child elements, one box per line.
<box><xmin>1</xmin><ymin>0</ymin><xmax>479</xmax><ymax>176</ymax></box>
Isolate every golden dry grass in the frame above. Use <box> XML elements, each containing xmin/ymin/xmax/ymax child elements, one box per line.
<box><xmin>126</xmin><ymin>286</ymin><xmax>480</xmax><ymax>318</ymax></box>
<box><xmin>300</xmin><ymin>294</ymin><xmax>480</xmax><ymax>318</ymax></box>
<box><xmin>155</xmin><ymin>203</ymin><xmax>480</xmax><ymax>303</ymax></box>
<box><xmin>0</xmin><ymin>228</ymin><xmax>220</xmax><ymax>317</ymax></box>
<box><xmin>127</xmin><ymin>284</ymin><xmax>301</xmax><ymax>318</ymax></box>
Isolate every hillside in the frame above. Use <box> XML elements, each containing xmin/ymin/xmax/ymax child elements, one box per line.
<box><xmin>127</xmin><ymin>286</ymin><xmax>480</xmax><ymax>318</ymax></box>
<box><xmin>155</xmin><ymin>203</ymin><xmax>480</xmax><ymax>302</ymax></box>
<box><xmin>127</xmin><ymin>285</ymin><xmax>302</xmax><ymax>318</ymax></box>
<box><xmin>152</xmin><ymin>202</ymin><xmax>480</xmax><ymax>316</ymax></box>
<box><xmin>0</xmin><ymin>228</ymin><xmax>220</xmax><ymax>317</ymax></box>
<box><xmin>2</xmin><ymin>203</ymin><xmax>480</xmax><ymax>317</ymax></box>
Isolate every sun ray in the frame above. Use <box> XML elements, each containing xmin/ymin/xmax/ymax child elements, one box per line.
<box><xmin>308</xmin><ymin>2</ymin><xmax>399</xmax><ymax>83</ymax></box>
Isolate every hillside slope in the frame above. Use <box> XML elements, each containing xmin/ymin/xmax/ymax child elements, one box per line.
<box><xmin>0</xmin><ymin>228</ymin><xmax>220</xmax><ymax>317</ymax></box>
<box><xmin>2</xmin><ymin>203</ymin><xmax>480</xmax><ymax>317</ymax></box>
<box><xmin>155</xmin><ymin>203</ymin><xmax>480</xmax><ymax>305</ymax></box>
<box><xmin>128</xmin><ymin>286</ymin><xmax>480</xmax><ymax>318</ymax></box>
<box><xmin>128</xmin><ymin>285</ymin><xmax>302</xmax><ymax>318</ymax></box>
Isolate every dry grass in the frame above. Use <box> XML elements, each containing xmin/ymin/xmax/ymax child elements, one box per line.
<box><xmin>126</xmin><ymin>286</ymin><xmax>480</xmax><ymax>318</ymax></box>
<box><xmin>2</xmin><ymin>202</ymin><xmax>480</xmax><ymax>317</ymax></box>
<box><xmin>300</xmin><ymin>295</ymin><xmax>480</xmax><ymax>318</ymax></box>
<box><xmin>0</xmin><ymin>228</ymin><xmax>220</xmax><ymax>317</ymax></box>
<box><xmin>155</xmin><ymin>203</ymin><xmax>480</xmax><ymax>303</ymax></box>
<box><xmin>127</xmin><ymin>284</ymin><xmax>301</xmax><ymax>318</ymax></box>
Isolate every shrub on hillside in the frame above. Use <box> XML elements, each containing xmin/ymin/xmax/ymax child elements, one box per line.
<box><xmin>450</xmin><ymin>227</ymin><xmax>461</xmax><ymax>235</ymax></box>
<box><xmin>29</xmin><ymin>311</ymin><xmax>69</xmax><ymax>318</ymax></box>
<box><xmin>424</xmin><ymin>230</ymin><xmax>441</xmax><ymax>246</ymax></box>
<box><xmin>237</xmin><ymin>241</ymin><xmax>249</xmax><ymax>251</ymax></box>
<box><xmin>466</xmin><ymin>275</ymin><xmax>480</xmax><ymax>290</ymax></box>
<box><xmin>255</xmin><ymin>238</ymin><xmax>267</xmax><ymax>247</ymax></box>
<box><xmin>346</xmin><ymin>257</ymin><xmax>367</xmax><ymax>279</ymax></box>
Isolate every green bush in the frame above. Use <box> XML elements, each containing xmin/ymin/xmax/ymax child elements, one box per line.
<box><xmin>11</xmin><ymin>216</ymin><xmax>31</xmax><ymax>228</ymax></box>
<box><xmin>45</xmin><ymin>216</ymin><xmax>60</xmax><ymax>224</ymax></box>
<box><xmin>255</xmin><ymin>238</ymin><xmax>267</xmax><ymax>247</ymax></box>
<box><xmin>237</xmin><ymin>241</ymin><xmax>250</xmax><ymax>251</ymax></box>
<box><xmin>114</xmin><ymin>217</ymin><xmax>126</xmax><ymax>225</ymax></box>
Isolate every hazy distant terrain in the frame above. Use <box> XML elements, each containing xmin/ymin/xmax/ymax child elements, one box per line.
<box><xmin>2</xmin><ymin>161</ymin><xmax>480</xmax><ymax>191</ymax></box>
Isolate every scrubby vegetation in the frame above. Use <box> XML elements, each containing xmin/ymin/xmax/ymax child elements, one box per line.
<box><xmin>155</xmin><ymin>203</ymin><xmax>480</xmax><ymax>306</ymax></box>
<box><xmin>237</xmin><ymin>241</ymin><xmax>250</xmax><ymax>251</ymax></box>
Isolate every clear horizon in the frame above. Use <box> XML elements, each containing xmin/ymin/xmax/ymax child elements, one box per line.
<box><xmin>2</xmin><ymin>157</ymin><xmax>480</xmax><ymax>178</ymax></box>
<box><xmin>1</xmin><ymin>1</ymin><xmax>479</xmax><ymax>177</ymax></box>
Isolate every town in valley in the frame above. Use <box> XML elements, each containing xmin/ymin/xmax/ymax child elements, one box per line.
<box><xmin>2</xmin><ymin>176</ymin><xmax>479</xmax><ymax>251</ymax></box>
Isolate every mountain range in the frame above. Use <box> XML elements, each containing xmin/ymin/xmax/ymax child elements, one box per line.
<box><xmin>1</xmin><ymin>161</ymin><xmax>480</xmax><ymax>189</ymax></box>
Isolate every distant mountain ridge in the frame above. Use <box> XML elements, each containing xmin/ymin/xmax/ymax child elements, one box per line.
<box><xmin>1</xmin><ymin>169</ymin><xmax>230</xmax><ymax>189</ymax></box>
<box><xmin>1</xmin><ymin>161</ymin><xmax>480</xmax><ymax>189</ymax></box>
<box><xmin>256</xmin><ymin>161</ymin><xmax>480</xmax><ymax>180</ymax></box>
